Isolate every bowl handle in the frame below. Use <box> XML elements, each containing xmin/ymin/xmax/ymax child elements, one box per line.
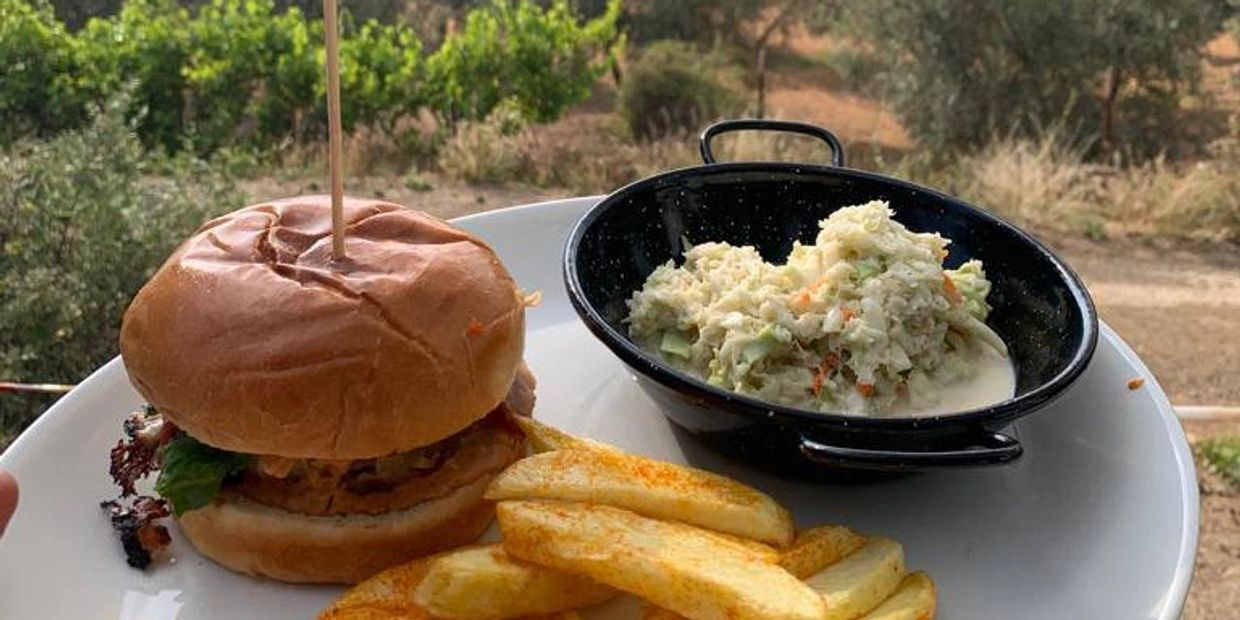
<box><xmin>797</xmin><ymin>429</ymin><xmax>1022</xmax><ymax>469</ymax></box>
<box><xmin>699</xmin><ymin>119</ymin><xmax>846</xmax><ymax>167</ymax></box>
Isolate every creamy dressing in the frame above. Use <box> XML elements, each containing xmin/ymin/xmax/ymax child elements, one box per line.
<box><xmin>627</xmin><ymin>201</ymin><xmax>1012</xmax><ymax>418</ymax></box>
<box><xmin>895</xmin><ymin>346</ymin><xmax>1016</xmax><ymax>417</ymax></box>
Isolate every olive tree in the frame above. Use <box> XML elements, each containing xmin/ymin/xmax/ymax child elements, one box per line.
<box><xmin>831</xmin><ymin>0</ymin><xmax>1234</xmax><ymax>158</ymax></box>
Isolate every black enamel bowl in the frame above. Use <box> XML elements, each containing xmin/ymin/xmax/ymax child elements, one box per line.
<box><xmin>564</xmin><ymin>120</ymin><xmax>1098</xmax><ymax>480</ymax></box>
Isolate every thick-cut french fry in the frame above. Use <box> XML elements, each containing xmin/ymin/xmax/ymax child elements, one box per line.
<box><xmin>858</xmin><ymin>572</ymin><xmax>937</xmax><ymax>620</ymax></box>
<box><xmin>318</xmin><ymin>559</ymin><xmax>434</xmax><ymax>620</ymax></box>
<box><xmin>324</xmin><ymin>608</ymin><xmax>581</xmax><ymax>620</ymax></box>
<box><xmin>641</xmin><ymin>604</ymin><xmax>688</xmax><ymax>620</ymax></box>
<box><xmin>318</xmin><ymin>552</ymin><xmax>589</xmax><ymax>620</ymax></box>
<box><xmin>642</xmin><ymin>527</ymin><xmax>899</xmax><ymax>620</ymax></box>
<box><xmin>509</xmin><ymin>415</ymin><xmax>616</xmax><ymax>453</ymax></box>
<box><xmin>486</xmin><ymin>448</ymin><xmax>795</xmax><ymax>546</ymax></box>
<box><xmin>317</xmin><ymin>605</ymin><xmax>429</xmax><ymax>620</ymax></box>
<box><xmin>697</xmin><ymin>530</ymin><xmax>780</xmax><ymax>563</ymax></box>
<box><xmin>318</xmin><ymin>609</ymin><xmax>427</xmax><ymax>620</ymax></box>
<box><xmin>806</xmin><ymin>537</ymin><xmax>906</xmax><ymax>620</ymax></box>
<box><xmin>497</xmin><ymin>500</ymin><xmax>825</xmax><ymax>620</ymax></box>
<box><xmin>779</xmin><ymin>525</ymin><xmax>867</xmax><ymax>579</ymax></box>
<box><xmin>413</xmin><ymin>544</ymin><xmax>617</xmax><ymax>619</ymax></box>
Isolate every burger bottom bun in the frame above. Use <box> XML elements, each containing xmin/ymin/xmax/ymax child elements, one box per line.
<box><xmin>176</xmin><ymin>476</ymin><xmax>495</xmax><ymax>584</ymax></box>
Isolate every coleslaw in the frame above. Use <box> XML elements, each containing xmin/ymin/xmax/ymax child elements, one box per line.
<box><xmin>626</xmin><ymin>200</ymin><xmax>1008</xmax><ymax>416</ymax></box>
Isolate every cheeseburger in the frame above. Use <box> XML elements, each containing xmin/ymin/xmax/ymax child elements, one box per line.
<box><xmin>101</xmin><ymin>196</ymin><xmax>533</xmax><ymax>584</ymax></box>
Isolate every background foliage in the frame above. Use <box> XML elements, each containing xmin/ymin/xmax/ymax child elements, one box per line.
<box><xmin>0</xmin><ymin>0</ymin><xmax>86</xmax><ymax>142</ymax></box>
<box><xmin>0</xmin><ymin>0</ymin><xmax>1237</xmax><ymax>448</ymax></box>
<box><xmin>829</xmin><ymin>0</ymin><xmax>1234</xmax><ymax>158</ymax></box>
<box><xmin>618</xmin><ymin>40</ymin><xmax>741</xmax><ymax>140</ymax></box>
<box><xmin>0</xmin><ymin>0</ymin><xmax>621</xmax><ymax>154</ymax></box>
<box><xmin>0</xmin><ymin>96</ymin><xmax>241</xmax><ymax>441</ymax></box>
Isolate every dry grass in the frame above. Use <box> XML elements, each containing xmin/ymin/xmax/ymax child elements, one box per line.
<box><xmin>937</xmin><ymin>139</ymin><xmax>1112</xmax><ymax>237</ymax></box>
<box><xmin>433</xmin><ymin>108</ymin><xmax>1240</xmax><ymax>243</ymax></box>
<box><xmin>935</xmin><ymin>136</ymin><xmax>1240</xmax><ymax>242</ymax></box>
<box><xmin>267</xmin><ymin>115</ymin><xmax>442</xmax><ymax>182</ymax></box>
<box><xmin>434</xmin><ymin>111</ymin><xmax>890</xmax><ymax>194</ymax></box>
<box><xmin>436</xmin><ymin>112</ymin><xmax>698</xmax><ymax>193</ymax></box>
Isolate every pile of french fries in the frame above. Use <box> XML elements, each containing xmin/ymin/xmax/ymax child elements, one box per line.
<box><xmin>319</xmin><ymin>417</ymin><xmax>936</xmax><ymax>620</ymax></box>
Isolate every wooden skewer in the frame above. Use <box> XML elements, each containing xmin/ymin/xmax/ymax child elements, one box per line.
<box><xmin>324</xmin><ymin>0</ymin><xmax>346</xmax><ymax>261</ymax></box>
<box><xmin>0</xmin><ymin>382</ymin><xmax>75</xmax><ymax>395</ymax></box>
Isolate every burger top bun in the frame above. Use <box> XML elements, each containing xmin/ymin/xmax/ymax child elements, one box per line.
<box><xmin>120</xmin><ymin>196</ymin><xmax>525</xmax><ymax>460</ymax></box>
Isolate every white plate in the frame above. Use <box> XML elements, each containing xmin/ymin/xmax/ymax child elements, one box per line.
<box><xmin>0</xmin><ymin>197</ymin><xmax>1198</xmax><ymax>620</ymax></box>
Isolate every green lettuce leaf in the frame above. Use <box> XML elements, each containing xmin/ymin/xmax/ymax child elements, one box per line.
<box><xmin>154</xmin><ymin>434</ymin><xmax>253</xmax><ymax>516</ymax></box>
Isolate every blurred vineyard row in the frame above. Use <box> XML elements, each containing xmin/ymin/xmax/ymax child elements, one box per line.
<box><xmin>7</xmin><ymin>0</ymin><xmax>1238</xmax><ymax>159</ymax></box>
<box><xmin>1</xmin><ymin>0</ymin><xmax>621</xmax><ymax>153</ymax></box>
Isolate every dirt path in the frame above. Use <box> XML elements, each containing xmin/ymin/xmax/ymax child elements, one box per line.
<box><xmin>1182</xmin><ymin>418</ymin><xmax>1240</xmax><ymax>620</ymax></box>
<box><xmin>1041</xmin><ymin>233</ymin><xmax>1240</xmax><ymax>406</ymax></box>
<box><xmin>1055</xmin><ymin>233</ymin><xmax>1240</xmax><ymax>620</ymax></box>
<box><xmin>242</xmin><ymin>174</ymin><xmax>564</xmax><ymax>222</ymax></box>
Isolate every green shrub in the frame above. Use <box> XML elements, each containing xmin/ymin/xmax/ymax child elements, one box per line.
<box><xmin>622</xmin><ymin>0</ymin><xmax>765</xmax><ymax>47</ymax></box>
<box><xmin>183</xmin><ymin>0</ymin><xmax>321</xmax><ymax>153</ymax></box>
<box><xmin>3</xmin><ymin>0</ymin><xmax>620</xmax><ymax>156</ymax></box>
<box><xmin>0</xmin><ymin>0</ymin><xmax>87</xmax><ymax>142</ymax></box>
<box><xmin>426</xmin><ymin>0</ymin><xmax>621</xmax><ymax>127</ymax></box>
<box><xmin>184</xmin><ymin>1</ymin><xmax>425</xmax><ymax>151</ymax></box>
<box><xmin>403</xmin><ymin>170</ymin><xmax>433</xmax><ymax>192</ymax></box>
<box><xmin>49</xmin><ymin>0</ymin><xmax>123</xmax><ymax>31</ymax></box>
<box><xmin>0</xmin><ymin>97</ymin><xmax>241</xmax><ymax>443</ymax></box>
<box><xmin>76</xmin><ymin>0</ymin><xmax>191</xmax><ymax>152</ymax></box>
<box><xmin>1199</xmin><ymin>436</ymin><xmax>1240</xmax><ymax>488</ymax></box>
<box><xmin>339</xmin><ymin>19</ymin><xmax>424</xmax><ymax>135</ymax></box>
<box><xmin>618</xmin><ymin>40</ymin><xmax>740</xmax><ymax>141</ymax></box>
<box><xmin>435</xmin><ymin>107</ymin><xmax>532</xmax><ymax>183</ymax></box>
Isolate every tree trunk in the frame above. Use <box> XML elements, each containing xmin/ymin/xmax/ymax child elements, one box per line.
<box><xmin>756</xmin><ymin>46</ymin><xmax>767</xmax><ymax>119</ymax></box>
<box><xmin>611</xmin><ymin>61</ymin><xmax>624</xmax><ymax>87</ymax></box>
<box><xmin>1101</xmin><ymin>66</ymin><xmax>1121</xmax><ymax>157</ymax></box>
<box><xmin>750</xmin><ymin>0</ymin><xmax>805</xmax><ymax>120</ymax></box>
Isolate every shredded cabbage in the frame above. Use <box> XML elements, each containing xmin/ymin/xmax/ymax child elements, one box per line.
<box><xmin>626</xmin><ymin>200</ymin><xmax>1007</xmax><ymax>416</ymax></box>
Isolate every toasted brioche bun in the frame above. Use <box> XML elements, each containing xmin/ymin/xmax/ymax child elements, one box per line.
<box><xmin>177</xmin><ymin>477</ymin><xmax>496</xmax><ymax>584</ymax></box>
<box><xmin>120</xmin><ymin>196</ymin><xmax>525</xmax><ymax>459</ymax></box>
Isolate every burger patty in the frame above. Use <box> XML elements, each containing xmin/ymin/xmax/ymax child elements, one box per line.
<box><xmin>228</xmin><ymin>410</ymin><xmax>523</xmax><ymax>515</ymax></box>
<box><xmin>229</xmin><ymin>365</ymin><xmax>535</xmax><ymax>516</ymax></box>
